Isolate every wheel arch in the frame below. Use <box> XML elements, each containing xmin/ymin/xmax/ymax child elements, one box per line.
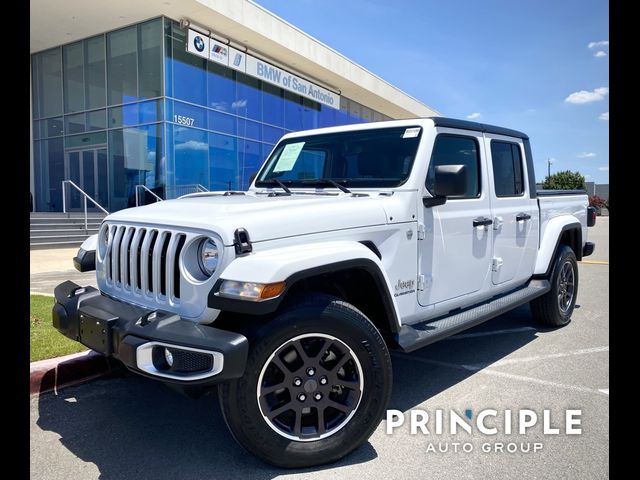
<box><xmin>208</xmin><ymin>241</ymin><xmax>401</xmax><ymax>341</ymax></box>
<box><xmin>534</xmin><ymin>217</ymin><xmax>582</xmax><ymax>277</ymax></box>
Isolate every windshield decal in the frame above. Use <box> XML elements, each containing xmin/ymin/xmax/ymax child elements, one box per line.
<box><xmin>402</xmin><ymin>127</ymin><xmax>421</xmax><ymax>138</ymax></box>
<box><xmin>273</xmin><ymin>142</ymin><xmax>305</xmax><ymax>172</ymax></box>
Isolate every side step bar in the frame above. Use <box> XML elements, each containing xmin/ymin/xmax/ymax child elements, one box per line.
<box><xmin>396</xmin><ymin>279</ymin><xmax>551</xmax><ymax>352</ymax></box>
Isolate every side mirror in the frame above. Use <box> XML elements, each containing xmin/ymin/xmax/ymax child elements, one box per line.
<box><xmin>423</xmin><ymin>164</ymin><xmax>467</xmax><ymax>207</ymax></box>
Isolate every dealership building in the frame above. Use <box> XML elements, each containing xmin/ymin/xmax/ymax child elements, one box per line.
<box><xmin>30</xmin><ymin>0</ymin><xmax>438</xmax><ymax>213</ymax></box>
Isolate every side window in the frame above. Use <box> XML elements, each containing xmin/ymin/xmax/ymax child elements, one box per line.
<box><xmin>490</xmin><ymin>141</ymin><xmax>525</xmax><ymax>197</ymax></box>
<box><xmin>426</xmin><ymin>134</ymin><xmax>481</xmax><ymax>198</ymax></box>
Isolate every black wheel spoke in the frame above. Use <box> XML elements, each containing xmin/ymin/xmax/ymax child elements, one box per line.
<box><xmin>327</xmin><ymin>399</ymin><xmax>349</xmax><ymax>413</ymax></box>
<box><xmin>317</xmin><ymin>408</ymin><xmax>326</xmax><ymax>435</ymax></box>
<box><xmin>337</xmin><ymin>378</ymin><xmax>361</xmax><ymax>390</ymax></box>
<box><xmin>293</xmin><ymin>411</ymin><xmax>302</xmax><ymax>436</ymax></box>
<box><xmin>267</xmin><ymin>402</ymin><xmax>292</xmax><ymax>420</ymax></box>
<box><xmin>261</xmin><ymin>382</ymin><xmax>286</xmax><ymax>395</ymax></box>
<box><xmin>271</xmin><ymin>355</ymin><xmax>293</xmax><ymax>376</ymax></box>
<box><xmin>293</xmin><ymin>340</ymin><xmax>311</xmax><ymax>363</ymax></box>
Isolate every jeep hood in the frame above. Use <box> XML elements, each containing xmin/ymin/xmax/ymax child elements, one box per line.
<box><xmin>105</xmin><ymin>193</ymin><xmax>389</xmax><ymax>245</ymax></box>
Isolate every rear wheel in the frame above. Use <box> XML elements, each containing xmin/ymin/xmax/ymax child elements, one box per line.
<box><xmin>530</xmin><ymin>245</ymin><xmax>578</xmax><ymax>327</ymax></box>
<box><xmin>218</xmin><ymin>294</ymin><xmax>392</xmax><ymax>468</ymax></box>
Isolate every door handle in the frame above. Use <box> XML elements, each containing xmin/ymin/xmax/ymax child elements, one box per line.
<box><xmin>473</xmin><ymin>217</ymin><xmax>493</xmax><ymax>227</ymax></box>
<box><xmin>516</xmin><ymin>213</ymin><xmax>531</xmax><ymax>222</ymax></box>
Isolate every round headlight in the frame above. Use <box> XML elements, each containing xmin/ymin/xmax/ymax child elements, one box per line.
<box><xmin>198</xmin><ymin>238</ymin><xmax>219</xmax><ymax>276</ymax></box>
<box><xmin>98</xmin><ymin>225</ymin><xmax>110</xmax><ymax>257</ymax></box>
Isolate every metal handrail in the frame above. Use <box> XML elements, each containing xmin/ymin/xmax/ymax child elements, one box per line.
<box><xmin>135</xmin><ymin>185</ymin><xmax>163</xmax><ymax>206</ymax></box>
<box><xmin>62</xmin><ymin>180</ymin><xmax>109</xmax><ymax>231</ymax></box>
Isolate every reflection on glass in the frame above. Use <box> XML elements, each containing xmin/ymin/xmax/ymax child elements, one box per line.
<box><xmin>107</xmin><ymin>26</ymin><xmax>138</xmax><ymax>105</ymax></box>
<box><xmin>32</xmin><ymin>48</ymin><xmax>63</xmax><ymax>118</ymax></box>
<box><xmin>63</xmin><ymin>42</ymin><xmax>85</xmax><ymax>113</ymax></box>
<box><xmin>108</xmin><ymin>124</ymin><xmax>163</xmax><ymax>210</ymax></box>
<box><xmin>85</xmin><ymin>35</ymin><xmax>106</xmax><ymax>109</ymax></box>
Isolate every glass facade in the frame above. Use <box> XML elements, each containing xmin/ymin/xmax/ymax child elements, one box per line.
<box><xmin>31</xmin><ymin>17</ymin><xmax>391</xmax><ymax>212</ymax></box>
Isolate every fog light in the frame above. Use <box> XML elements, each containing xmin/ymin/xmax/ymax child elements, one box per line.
<box><xmin>164</xmin><ymin>348</ymin><xmax>174</xmax><ymax>367</ymax></box>
<box><xmin>217</xmin><ymin>280</ymin><xmax>286</xmax><ymax>301</ymax></box>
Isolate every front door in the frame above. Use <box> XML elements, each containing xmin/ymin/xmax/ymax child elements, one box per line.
<box><xmin>418</xmin><ymin>130</ymin><xmax>493</xmax><ymax>312</ymax></box>
<box><xmin>64</xmin><ymin>147</ymin><xmax>108</xmax><ymax>210</ymax></box>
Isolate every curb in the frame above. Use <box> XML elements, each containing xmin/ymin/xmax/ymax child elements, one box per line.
<box><xmin>30</xmin><ymin>350</ymin><xmax>122</xmax><ymax>395</ymax></box>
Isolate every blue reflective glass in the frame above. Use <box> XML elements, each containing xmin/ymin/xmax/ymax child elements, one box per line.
<box><xmin>34</xmin><ymin>138</ymin><xmax>64</xmax><ymax>211</ymax></box>
<box><xmin>110</xmin><ymin>99</ymin><xmax>161</xmax><ymax>127</ymax></box>
<box><xmin>262</xmin><ymin>125</ymin><xmax>284</xmax><ymax>144</ymax></box>
<box><xmin>318</xmin><ymin>105</ymin><xmax>337</xmax><ymax>128</ymax></box>
<box><xmin>284</xmin><ymin>91</ymin><xmax>303</xmax><ymax>131</ymax></box>
<box><xmin>170</xmin><ymin>36</ymin><xmax>206</xmax><ymax>105</ymax></box>
<box><xmin>108</xmin><ymin>124</ymin><xmax>163</xmax><ymax>210</ymax></box>
<box><xmin>335</xmin><ymin>109</ymin><xmax>351</xmax><ymax>126</ymax></box>
<box><xmin>46</xmin><ymin>117</ymin><xmax>64</xmax><ymax>137</ymax></box>
<box><xmin>208</xmin><ymin>110</ymin><xmax>237</xmax><ymax>136</ymax></box>
<box><xmin>235</xmin><ymin>72</ymin><xmax>261</xmax><ymax>120</ymax></box>
<box><xmin>169</xmin><ymin>100</ymin><xmax>207</xmax><ymax>129</ymax></box>
<box><xmin>173</xmin><ymin>126</ymin><xmax>209</xmax><ymax>188</ymax></box>
<box><xmin>237</xmin><ymin>118</ymin><xmax>261</xmax><ymax>141</ymax></box>
<box><xmin>209</xmin><ymin>132</ymin><xmax>238</xmax><ymax>190</ymax></box>
<box><xmin>301</xmin><ymin>99</ymin><xmax>319</xmax><ymax>130</ymax></box>
<box><xmin>207</xmin><ymin>62</ymin><xmax>235</xmax><ymax>112</ymax></box>
<box><xmin>262</xmin><ymin>82</ymin><xmax>284</xmax><ymax>127</ymax></box>
<box><xmin>238</xmin><ymin>138</ymin><xmax>263</xmax><ymax>190</ymax></box>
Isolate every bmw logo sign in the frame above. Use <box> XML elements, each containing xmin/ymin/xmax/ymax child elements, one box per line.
<box><xmin>193</xmin><ymin>35</ymin><xmax>205</xmax><ymax>52</ymax></box>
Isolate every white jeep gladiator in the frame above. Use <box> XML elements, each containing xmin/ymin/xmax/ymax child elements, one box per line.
<box><xmin>53</xmin><ymin>117</ymin><xmax>596</xmax><ymax>468</ymax></box>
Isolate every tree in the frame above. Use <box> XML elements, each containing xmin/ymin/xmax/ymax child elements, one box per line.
<box><xmin>542</xmin><ymin>170</ymin><xmax>586</xmax><ymax>190</ymax></box>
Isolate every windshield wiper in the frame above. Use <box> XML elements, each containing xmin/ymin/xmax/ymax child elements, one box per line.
<box><xmin>300</xmin><ymin>179</ymin><xmax>352</xmax><ymax>194</ymax></box>
<box><xmin>259</xmin><ymin>178</ymin><xmax>292</xmax><ymax>195</ymax></box>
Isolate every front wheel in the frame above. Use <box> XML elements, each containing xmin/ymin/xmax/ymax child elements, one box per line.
<box><xmin>530</xmin><ymin>245</ymin><xmax>579</xmax><ymax>327</ymax></box>
<box><xmin>218</xmin><ymin>294</ymin><xmax>392</xmax><ymax>468</ymax></box>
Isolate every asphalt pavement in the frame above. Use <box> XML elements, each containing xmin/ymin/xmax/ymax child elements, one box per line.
<box><xmin>30</xmin><ymin>218</ymin><xmax>609</xmax><ymax>480</ymax></box>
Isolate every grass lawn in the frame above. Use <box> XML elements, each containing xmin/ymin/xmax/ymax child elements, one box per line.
<box><xmin>30</xmin><ymin>294</ymin><xmax>86</xmax><ymax>362</ymax></box>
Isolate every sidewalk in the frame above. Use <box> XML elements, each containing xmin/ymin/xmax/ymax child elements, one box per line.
<box><xmin>30</xmin><ymin>248</ymin><xmax>96</xmax><ymax>295</ymax></box>
<box><xmin>30</xmin><ymin>248</ymin><xmax>114</xmax><ymax>394</ymax></box>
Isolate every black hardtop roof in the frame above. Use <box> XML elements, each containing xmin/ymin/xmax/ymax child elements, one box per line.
<box><xmin>427</xmin><ymin>116</ymin><xmax>529</xmax><ymax>140</ymax></box>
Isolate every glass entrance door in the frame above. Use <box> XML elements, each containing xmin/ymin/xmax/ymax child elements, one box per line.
<box><xmin>64</xmin><ymin>147</ymin><xmax>108</xmax><ymax>211</ymax></box>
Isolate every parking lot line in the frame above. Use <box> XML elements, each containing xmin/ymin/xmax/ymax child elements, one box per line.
<box><xmin>480</xmin><ymin>369</ymin><xmax>608</xmax><ymax>396</ymax></box>
<box><xmin>579</xmin><ymin>260</ymin><xmax>609</xmax><ymax>265</ymax></box>
<box><xmin>487</xmin><ymin>346</ymin><xmax>609</xmax><ymax>367</ymax></box>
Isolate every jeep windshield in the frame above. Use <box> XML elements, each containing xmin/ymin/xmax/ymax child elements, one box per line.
<box><xmin>255</xmin><ymin>126</ymin><xmax>422</xmax><ymax>189</ymax></box>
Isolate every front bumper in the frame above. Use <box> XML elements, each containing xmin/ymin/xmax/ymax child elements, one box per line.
<box><xmin>52</xmin><ymin>281</ymin><xmax>248</xmax><ymax>386</ymax></box>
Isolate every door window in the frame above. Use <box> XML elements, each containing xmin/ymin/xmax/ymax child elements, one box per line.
<box><xmin>490</xmin><ymin>141</ymin><xmax>525</xmax><ymax>197</ymax></box>
<box><xmin>426</xmin><ymin>135</ymin><xmax>481</xmax><ymax>198</ymax></box>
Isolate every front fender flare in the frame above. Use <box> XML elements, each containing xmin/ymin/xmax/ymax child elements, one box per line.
<box><xmin>208</xmin><ymin>241</ymin><xmax>400</xmax><ymax>330</ymax></box>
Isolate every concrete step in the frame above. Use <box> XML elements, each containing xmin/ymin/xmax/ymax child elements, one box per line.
<box><xmin>30</xmin><ymin>218</ymin><xmax>105</xmax><ymax>225</ymax></box>
<box><xmin>30</xmin><ymin>228</ymin><xmax>99</xmax><ymax>237</ymax></box>
<box><xmin>30</xmin><ymin>212</ymin><xmax>107</xmax><ymax>219</ymax></box>
<box><xmin>30</xmin><ymin>212</ymin><xmax>106</xmax><ymax>249</ymax></box>
<box><xmin>31</xmin><ymin>233</ymin><xmax>94</xmax><ymax>241</ymax></box>
<box><xmin>29</xmin><ymin>222</ymin><xmax>103</xmax><ymax>229</ymax></box>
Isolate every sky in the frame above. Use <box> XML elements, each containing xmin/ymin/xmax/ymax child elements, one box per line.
<box><xmin>254</xmin><ymin>0</ymin><xmax>609</xmax><ymax>184</ymax></box>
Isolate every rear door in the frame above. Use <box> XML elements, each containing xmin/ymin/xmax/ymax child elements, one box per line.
<box><xmin>484</xmin><ymin>135</ymin><xmax>538</xmax><ymax>285</ymax></box>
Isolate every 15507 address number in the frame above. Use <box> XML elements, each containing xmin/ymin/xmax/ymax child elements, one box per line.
<box><xmin>173</xmin><ymin>115</ymin><xmax>195</xmax><ymax>126</ymax></box>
